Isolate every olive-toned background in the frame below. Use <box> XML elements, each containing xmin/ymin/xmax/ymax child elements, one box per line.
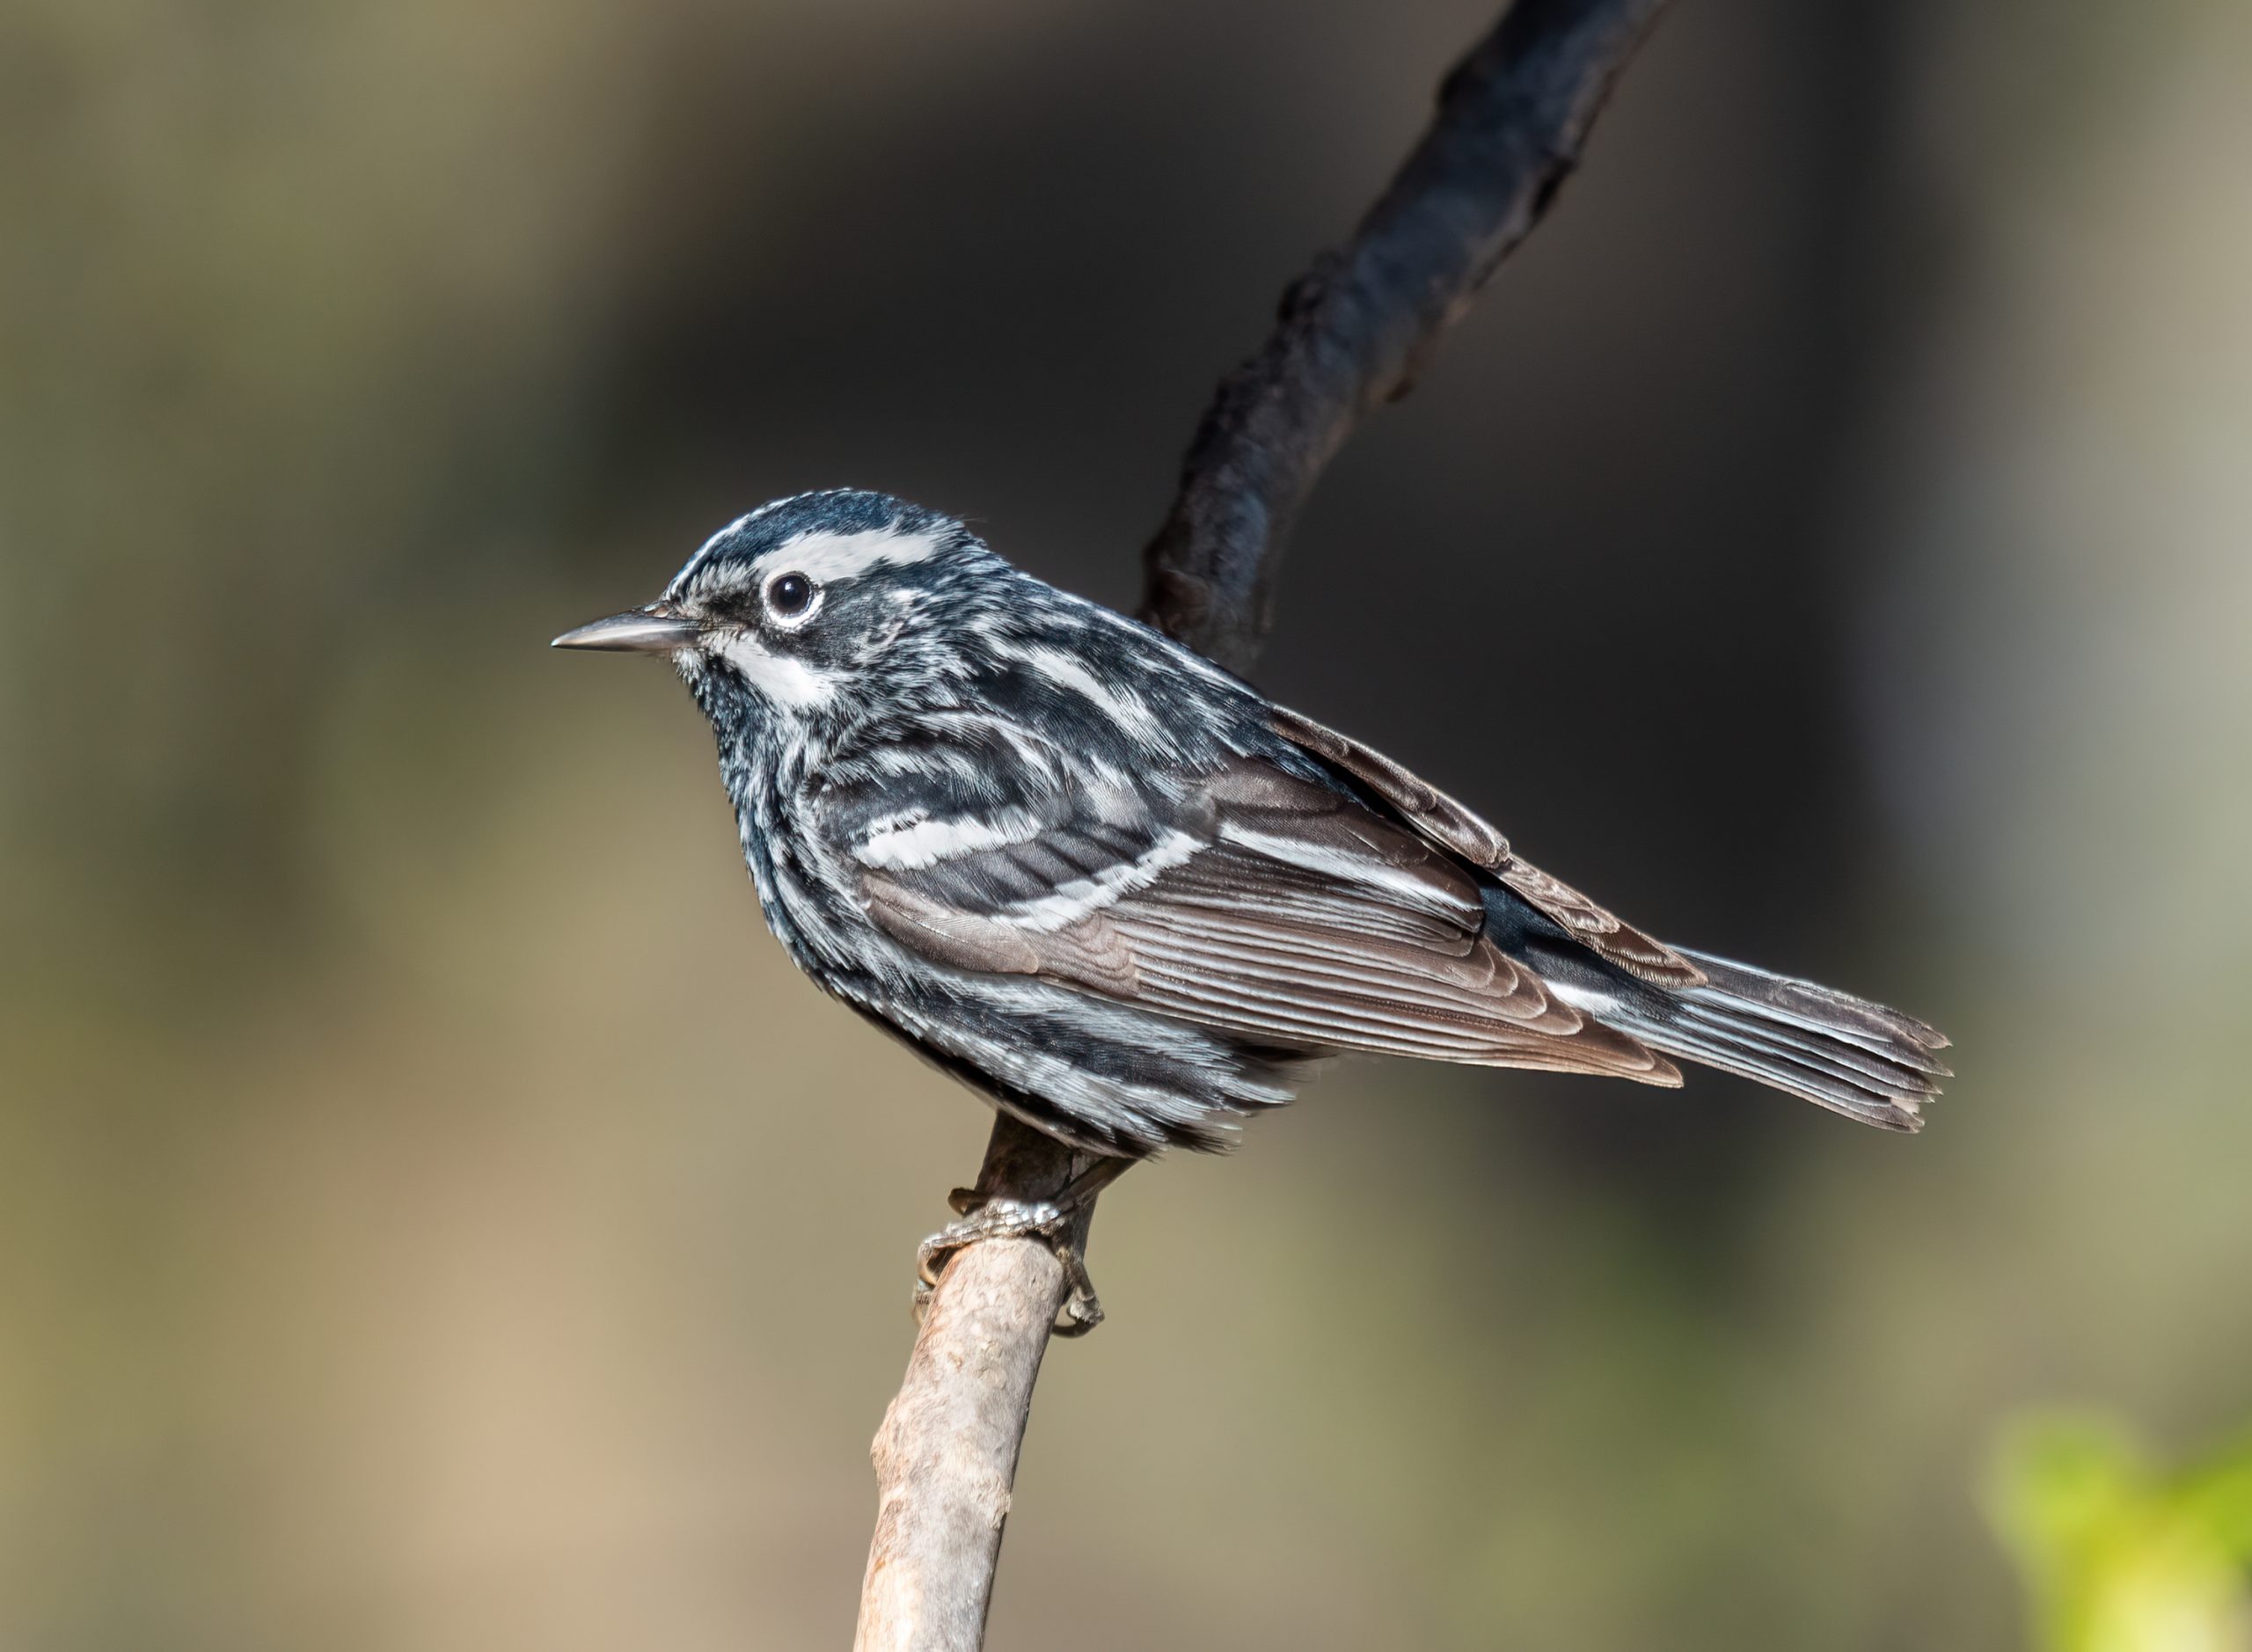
<box><xmin>5</xmin><ymin>1</ymin><xmax>2248</xmax><ymax>1647</ymax></box>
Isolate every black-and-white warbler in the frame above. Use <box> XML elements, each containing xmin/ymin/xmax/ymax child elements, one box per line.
<box><xmin>557</xmin><ymin>490</ymin><xmax>1947</xmax><ymax>1298</ymax></box>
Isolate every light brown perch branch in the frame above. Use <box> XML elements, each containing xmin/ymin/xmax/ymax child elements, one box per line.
<box><xmin>855</xmin><ymin>1117</ymin><xmax>1099</xmax><ymax>1648</ymax></box>
<box><xmin>853</xmin><ymin>4</ymin><xmax>1669</xmax><ymax>1646</ymax></box>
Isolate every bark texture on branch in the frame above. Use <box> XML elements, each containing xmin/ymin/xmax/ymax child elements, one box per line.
<box><xmin>1143</xmin><ymin>0</ymin><xmax>1670</xmax><ymax>672</ymax></box>
<box><xmin>854</xmin><ymin>1117</ymin><xmax>1100</xmax><ymax>1652</ymax></box>
<box><xmin>852</xmin><ymin>4</ymin><xmax>1667</xmax><ymax>1646</ymax></box>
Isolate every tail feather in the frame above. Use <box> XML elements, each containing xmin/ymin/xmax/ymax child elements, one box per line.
<box><xmin>1671</xmin><ymin>998</ymin><xmax>1942</xmax><ymax>1097</ymax></box>
<box><xmin>1685</xmin><ymin>951</ymin><xmax>1952</xmax><ymax>1069</ymax></box>
<box><xmin>1593</xmin><ymin>947</ymin><xmax>1949</xmax><ymax>1133</ymax></box>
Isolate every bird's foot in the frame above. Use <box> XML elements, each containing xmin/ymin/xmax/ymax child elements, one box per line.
<box><xmin>914</xmin><ymin>1188</ymin><xmax>1104</xmax><ymax>1337</ymax></box>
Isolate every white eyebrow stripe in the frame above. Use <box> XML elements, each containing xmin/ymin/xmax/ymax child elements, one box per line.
<box><xmin>771</xmin><ymin>526</ymin><xmax>947</xmax><ymax>584</ymax></box>
<box><xmin>669</xmin><ymin>520</ymin><xmax>948</xmax><ymax>602</ymax></box>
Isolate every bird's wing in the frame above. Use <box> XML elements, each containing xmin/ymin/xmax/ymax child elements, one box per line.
<box><xmin>1268</xmin><ymin>707</ymin><xmax>1707</xmax><ymax>989</ymax></box>
<box><xmin>819</xmin><ymin>727</ymin><xmax>1677</xmax><ymax>1082</ymax></box>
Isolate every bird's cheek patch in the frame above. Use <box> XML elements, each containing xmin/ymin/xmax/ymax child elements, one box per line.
<box><xmin>705</xmin><ymin>631</ymin><xmax>841</xmax><ymax>710</ymax></box>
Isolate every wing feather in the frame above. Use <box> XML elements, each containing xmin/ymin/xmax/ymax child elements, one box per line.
<box><xmin>1269</xmin><ymin>707</ymin><xmax>1707</xmax><ymax>989</ymax></box>
<box><xmin>844</xmin><ymin>748</ymin><xmax>1678</xmax><ymax>1086</ymax></box>
<box><xmin>1268</xmin><ymin>706</ymin><xmax>1513</xmax><ymax>866</ymax></box>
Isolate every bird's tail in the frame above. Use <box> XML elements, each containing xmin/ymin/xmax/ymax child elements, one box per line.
<box><xmin>1598</xmin><ymin>948</ymin><xmax>1951</xmax><ymax>1131</ymax></box>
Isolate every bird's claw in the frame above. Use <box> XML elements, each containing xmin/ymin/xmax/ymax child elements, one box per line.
<box><xmin>913</xmin><ymin>1195</ymin><xmax>1105</xmax><ymax>1337</ymax></box>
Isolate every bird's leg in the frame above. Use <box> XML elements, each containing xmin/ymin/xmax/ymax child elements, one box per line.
<box><xmin>915</xmin><ymin>1152</ymin><xmax>1130</xmax><ymax>1337</ymax></box>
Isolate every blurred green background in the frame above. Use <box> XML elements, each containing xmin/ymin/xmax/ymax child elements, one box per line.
<box><xmin>4</xmin><ymin>0</ymin><xmax>2249</xmax><ymax>1646</ymax></box>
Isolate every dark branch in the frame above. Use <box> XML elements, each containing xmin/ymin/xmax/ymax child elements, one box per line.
<box><xmin>1142</xmin><ymin>0</ymin><xmax>1671</xmax><ymax>672</ymax></box>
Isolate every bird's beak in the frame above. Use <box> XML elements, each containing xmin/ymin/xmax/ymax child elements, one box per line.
<box><xmin>551</xmin><ymin>604</ymin><xmax>699</xmax><ymax>654</ymax></box>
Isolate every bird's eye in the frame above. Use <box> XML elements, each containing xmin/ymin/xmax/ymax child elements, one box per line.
<box><xmin>764</xmin><ymin>573</ymin><xmax>816</xmax><ymax>620</ymax></box>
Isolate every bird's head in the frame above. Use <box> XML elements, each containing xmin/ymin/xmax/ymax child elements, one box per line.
<box><xmin>554</xmin><ymin>489</ymin><xmax>1009</xmax><ymax>738</ymax></box>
